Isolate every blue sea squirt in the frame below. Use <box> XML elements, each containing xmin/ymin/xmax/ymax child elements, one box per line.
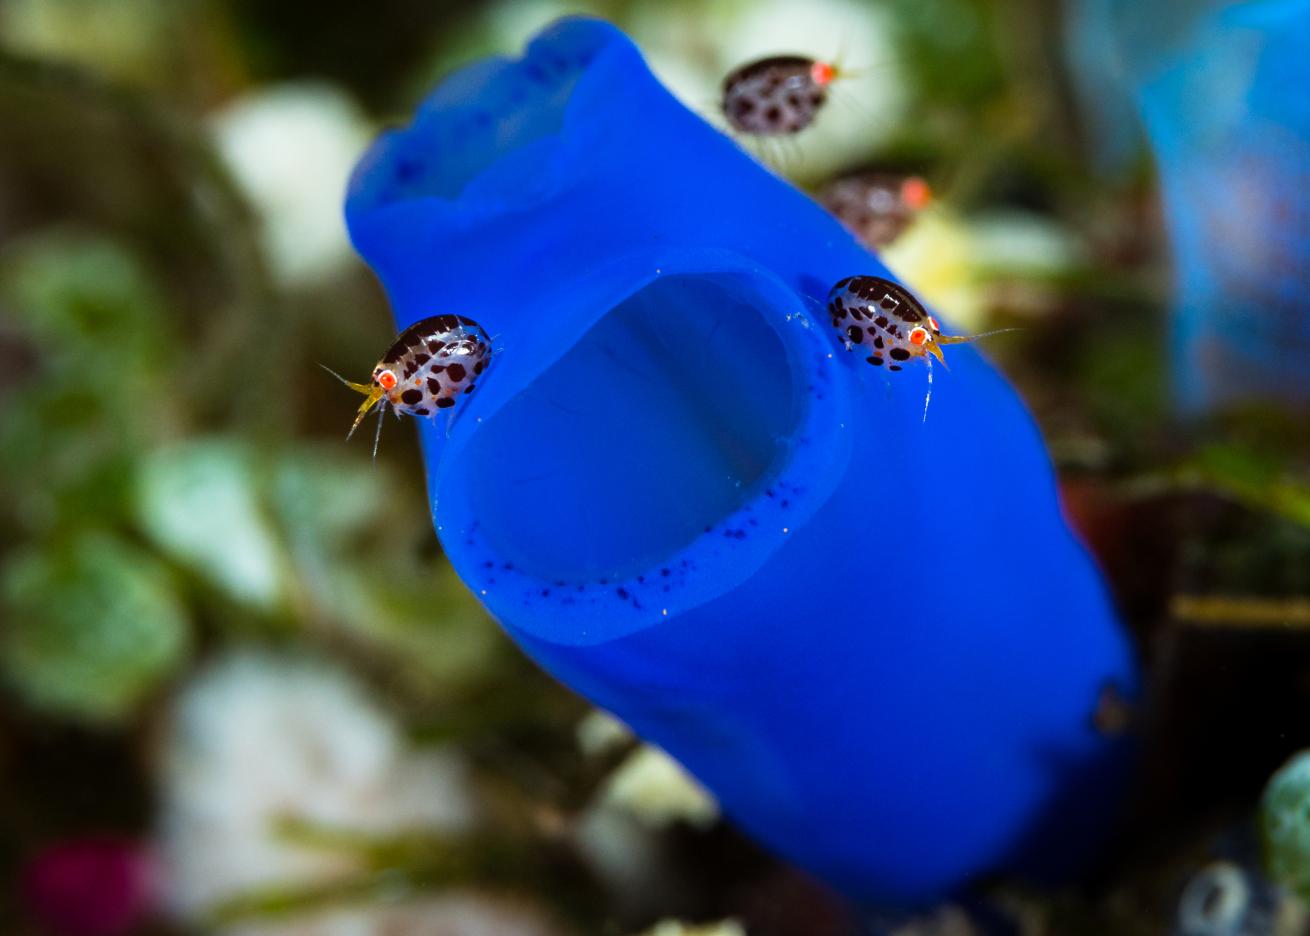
<box><xmin>345</xmin><ymin>18</ymin><xmax>1140</xmax><ymax>905</ymax></box>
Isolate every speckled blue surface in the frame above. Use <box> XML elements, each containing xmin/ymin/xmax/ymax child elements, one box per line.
<box><xmin>346</xmin><ymin>18</ymin><xmax>1139</xmax><ymax>905</ymax></box>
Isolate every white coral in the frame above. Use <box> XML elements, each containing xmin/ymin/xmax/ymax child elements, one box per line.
<box><xmin>632</xmin><ymin>920</ymin><xmax>746</xmax><ymax>936</ymax></box>
<box><xmin>600</xmin><ymin>745</ymin><xmax>718</xmax><ymax>830</ymax></box>
<box><xmin>210</xmin><ymin>84</ymin><xmax>371</xmax><ymax>286</ymax></box>
<box><xmin>157</xmin><ymin>651</ymin><xmax>476</xmax><ymax>920</ymax></box>
<box><xmin>223</xmin><ymin>894</ymin><xmax>564</xmax><ymax>936</ymax></box>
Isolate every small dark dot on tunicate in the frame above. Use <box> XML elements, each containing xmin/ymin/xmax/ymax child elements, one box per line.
<box><xmin>781</xmin><ymin>500</ymin><xmax>790</xmax><ymax>508</ymax></box>
<box><xmin>661</xmin><ymin>568</ymin><xmax>671</xmax><ymax>577</ymax></box>
<box><xmin>616</xmin><ymin>587</ymin><xmax>630</xmax><ymax>600</ymax></box>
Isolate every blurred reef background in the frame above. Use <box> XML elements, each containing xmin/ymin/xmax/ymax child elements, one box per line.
<box><xmin>2</xmin><ymin>1</ymin><xmax>1310</xmax><ymax>934</ymax></box>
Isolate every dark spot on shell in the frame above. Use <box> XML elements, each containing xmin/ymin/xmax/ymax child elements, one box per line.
<box><xmin>890</xmin><ymin>347</ymin><xmax>911</xmax><ymax>361</ymax></box>
<box><xmin>436</xmin><ymin>397</ymin><xmax>456</xmax><ymax>409</ymax></box>
<box><xmin>401</xmin><ymin>389</ymin><xmax>423</xmax><ymax>405</ymax></box>
<box><xmin>446</xmin><ymin>363</ymin><xmax>467</xmax><ymax>382</ymax></box>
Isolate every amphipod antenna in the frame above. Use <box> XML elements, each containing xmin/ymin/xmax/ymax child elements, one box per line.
<box><xmin>319</xmin><ymin>363</ymin><xmax>385</xmax><ymax>441</ymax></box>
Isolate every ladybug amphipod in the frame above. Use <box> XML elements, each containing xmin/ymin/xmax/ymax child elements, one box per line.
<box><xmin>721</xmin><ymin>55</ymin><xmax>842</xmax><ymax>137</ymax></box>
<box><xmin>827</xmin><ymin>276</ymin><xmax>1013</xmax><ymax>421</ymax></box>
<box><xmin>819</xmin><ymin>173</ymin><xmax>932</xmax><ymax>250</ymax></box>
<box><xmin>325</xmin><ymin>314</ymin><xmax>492</xmax><ymax>455</ymax></box>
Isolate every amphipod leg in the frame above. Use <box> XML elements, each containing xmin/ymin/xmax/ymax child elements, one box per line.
<box><xmin>922</xmin><ymin>355</ymin><xmax>934</xmax><ymax>424</ymax></box>
<box><xmin>372</xmin><ymin>400</ymin><xmax>386</xmax><ymax>461</ymax></box>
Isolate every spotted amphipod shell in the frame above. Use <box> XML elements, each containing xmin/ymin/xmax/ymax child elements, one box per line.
<box><xmin>826</xmin><ymin>276</ymin><xmax>934</xmax><ymax>371</ymax></box>
<box><xmin>375</xmin><ymin>314</ymin><xmax>492</xmax><ymax>417</ymax></box>
<box><xmin>721</xmin><ymin>55</ymin><xmax>832</xmax><ymax>136</ymax></box>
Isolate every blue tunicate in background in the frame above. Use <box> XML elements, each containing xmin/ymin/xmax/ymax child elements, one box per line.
<box><xmin>1069</xmin><ymin>0</ymin><xmax>1310</xmax><ymax>412</ymax></box>
<box><xmin>347</xmin><ymin>18</ymin><xmax>1139</xmax><ymax>906</ymax></box>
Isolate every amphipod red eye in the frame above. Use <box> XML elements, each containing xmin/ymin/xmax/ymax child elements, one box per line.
<box><xmin>377</xmin><ymin>370</ymin><xmax>397</xmax><ymax>391</ymax></box>
<box><xmin>901</xmin><ymin>177</ymin><xmax>933</xmax><ymax>211</ymax></box>
<box><xmin>927</xmin><ymin>316</ymin><xmax>940</xmax><ymax>334</ymax></box>
<box><xmin>909</xmin><ymin>326</ymin><xmax>929</xmax><ymax>347</ymax></box>
<box><xmin>810</xmin><ymin>61</ymin><xmax>837</xmax><ymax>86</ymax></box>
